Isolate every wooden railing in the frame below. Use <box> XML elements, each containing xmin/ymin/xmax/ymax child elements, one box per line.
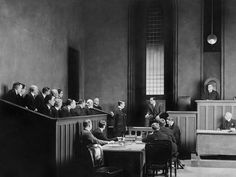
<box><xmin>0</xmin><ymin>99</ymin><xmax>107</xmax><ymax>177</ymax></box>
<box><xmin>167</xmin><ymin>111</ymin><xmax>197</xmax><ymax>155</ymax></box>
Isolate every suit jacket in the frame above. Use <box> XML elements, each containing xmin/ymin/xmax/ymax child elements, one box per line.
<box><xmin>142</xmin><ymin>130</ymin><xmax>177</xmax><ymax>156</ymax></box>
<box><xmin>113</xmin><ymin>108</ymin><xmax>127</xmax><ymax>137</ymax></box>
<box><xmin>24</xmin><ymin>93</ymin><xmax>37</xmax><ymax>111</ymax></box>
<box><xmin>51</xmin><ymin>106</ymin><xmax>61</xmax><ymax>118</ymax></box>
<box><xmin>169</xmin><ymin>123</ymin><xmax>181</xmax><ymax>147</ymax></box>
<box><xmin>93</xmin><ymin>104</ymin><xmax>102</xmax><ymax>110</ymax></box>
<box><xmin>147</xmin><ymin>103</ymin><xmax>163</xmax><ymax>124</ymax></box>
<box><xmin>81</xmin><ymin>129</ymin><xmax>108</xmax><ymax>146</ymax></box>
<box><xmin>202</xmin><ymin>90</ymin><xmax>220</xmax><ymax>100</ymax></box>
<box><xmin>160</xmin><ymin>127</ymin><xmax>176</xmax><ymax>144</ymax></box>
<box><xmin>35</xmin><ymin>92</ymin><xmax>45</xmax><ymax>113</ymax></box>
<box><xmin>222</xmin><ymin>119</ymin><xmax>236</xmax><ymax>130</ymax></box>
<box><xmin>4</xmin><ymin>89</ymin><xmax>20</xmax><ymax>105</ymax></box>
<box><xmin>71</xmin><ymin>106</ymin><xmax>87</xmax><ymax>116</ymax></box>
<box><xmin>39</xmin><ymin>104</ymin><xmax>53</xmax><ymax>117</ymax></box>
<box><xmin>92</xmin><ymin>128</ymin><xmax>110</xmax><ymax>141</ymax></box>
<box><xmin>60</xmin><ymin>106</ymin><xmax>71</xmax><ymax>117</ymax></box>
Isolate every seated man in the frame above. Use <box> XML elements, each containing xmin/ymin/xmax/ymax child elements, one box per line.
<box><xmin>24</xmin><ymin>85</ymin><xmax>39</xmax><ymax>111</ymax></box>
<box><xmin>142</xmin><ymin>122</ymin><xmax>178</xmax><ymax>157</ymax></box>
<box><xmin>145</xmin><ymin>97</ymin><xmax>163</xmax><ymax>126</ymax></box>
<box><xmin>61</xmin><ymin>99</ymin><xmax>76</xmax><ymax>117</ymax></box>
<box><xmin>92</xmin><ymin>120</ymin><xmax>117</xmax><ymax>141</ymax></box>
<box><xmin>39</xmin><ymin>94</ymin><xmax>55</xmax><ymax>117</ymax></box>
<box><xmin>202</xmin><ymin>84</ymin><xmax>219</xmax><ymax>100</ymax></box>
<box><xmin>81</xmin><ymin>119</ymin><xmax>111</xmax><ymax>146</ymax></box>
<box><xmin>85</xmin><ymin>99</ymin><xmax>97</xmax><ymax>115</ymax></box>
<box><xmin>221</xmin><ymin>112</ymin><xmax>236</xmax><ymax>130</ymax></box>
<box><xmin>71</xmin><ymin>99</ymin><xmax>87</xmax><ymax>116</ymax></box>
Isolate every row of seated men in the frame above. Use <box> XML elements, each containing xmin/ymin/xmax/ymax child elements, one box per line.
<box><xmin>81</xmin><ymin>113</ymin><xmax>181</xmax><ymax>157</ymax></box>
<box><xmin>3</xmin><ymin>82</ymin><xmax>104</xmax><ymax>118</ymax></box>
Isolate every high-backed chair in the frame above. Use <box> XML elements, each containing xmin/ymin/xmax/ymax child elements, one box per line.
<box><xmin>87</xmin><ymin>144</ymin><xmax>123</xmax><ymax>177</ymax></box>
<box><xmin>177</xmin><ymin>96</ymin><xmax>191</xmax><ymax>111</ymax></box>
<box><xmin>145</xmin><ymin>140</ymin><xmax>175</xmax><ymax>177</ymax></box>
<box><xmin>203</xmin><ymin>77</ymin><xmax>220</xmax><ymax>98</ymax></box>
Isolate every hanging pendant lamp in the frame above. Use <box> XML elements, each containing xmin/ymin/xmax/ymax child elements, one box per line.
<box><xmin>207</xmin><ymin>0</ymin><xmax>217</xmax><ymax>45</ymax></box>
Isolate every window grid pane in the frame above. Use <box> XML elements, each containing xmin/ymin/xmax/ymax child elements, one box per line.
<box><xmin>146</xmin><ymin>5</ymin><xmax>164</xmax><ymax>95</ymax></box>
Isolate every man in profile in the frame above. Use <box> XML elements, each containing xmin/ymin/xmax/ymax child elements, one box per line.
<box><xmin>93</xmin><ymin>97</ymin><xmax>102</xmax><ymax>110</ymax></box>
<box><xmin>5</xmin><ymin>82</ymin><xmax>22</xmax><ymax>105</ymax></box>
<box><xmin>145</xmin><ymin>97</ymin><xmax>163</xmax><ymax>126</ymax></box>
<box><xmin>24</xmin><ymin>85</ymin><xmax>39</xmax><ymax>111</ymax></box>
<box><xmin>93</xmin><ymin>120</ymin><xmax>117</xmax><ymax>141</ymax></box>
<box><xmin>81</xmin><ymin>119</ymin><xmax>112</xmax><ymax>146</ymax></box>
<box><xmin>222</xmin><ymin>112</ymin><xmax>236</xmax><ymax>131</ymax></box>
<box><xmin>202</xmin><ymin>84</ymin><xmax>219</xmax><ymax>100</ymax></box>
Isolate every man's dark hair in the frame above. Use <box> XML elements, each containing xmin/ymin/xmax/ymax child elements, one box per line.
<box><xmin>118</xmin><ymin>101</ymin><xmax>124</xmax><ymax>106</ymax></box>
<box><xmin>98</xmin><ymin>120</ymin><xmax>106</xmax><ymax>128</ymax></box>
<box><xmin>42</xmin><ymin>87</ymin><xmax>50</xmax><ymax>94</ymax></box>
<box><xmin>58</xmin><ymin>88</ymin><xmax>62</xmax><ymax>94</ymax></box>
<box><xmin>78</xmin><ymin>99</ymin><xmax>84</xmax><ymax>104</ymax></box>
<box><xmin>150</xmin><ymin>97</ymin><xmax>156</xmax><ymax>100</ymax></box>
<box><xmin>83</xmin><ymin>119</ymin><xmax>91</xmax><ymax>128</ymax></box>
<box><xmin>12</xmin><ymin>82</ymin><xmax>20</xmax><ymax>90</ymax></box>
<box><xmin>44</xmin><ymin>94</ymin><xmax>54</xmax><ymax>104</ymax></box>
<box><xmin>65</xmin><ymin>99</ymin><xmax>73</xmax><ymax>106</ymax></box>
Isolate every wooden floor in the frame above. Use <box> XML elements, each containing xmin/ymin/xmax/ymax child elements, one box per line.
<box><xmin>172</xmin><ymin>160</ymin><xmax>236</xmax><ymax>177</ymax></box>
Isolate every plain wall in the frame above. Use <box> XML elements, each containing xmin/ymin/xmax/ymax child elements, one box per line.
<box><xmin>83</xmin><ymin>0</ymin><xmax>130</xmax><ymax>111</ymax></box>
<box><xmin>0</xmin><ymin>0</ymin><xmax>84</xmax><ymax>99</ymax></box>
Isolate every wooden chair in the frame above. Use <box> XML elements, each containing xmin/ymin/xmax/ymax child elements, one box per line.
<box><xmin>145</xmin><ymin>140</ymin><xmax>176</xmax><ymax>177</ymax></box>
<box><xmin>86</xmin><ymin>144</ymin><xmax>123</xmax><ymax>177</ymax></box>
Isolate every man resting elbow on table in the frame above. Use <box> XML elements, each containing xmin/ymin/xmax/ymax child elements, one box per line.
<box><xmin>81</xmin><ymin>119</ymin><xmax>114</xmax><ymax>146</ymax></box>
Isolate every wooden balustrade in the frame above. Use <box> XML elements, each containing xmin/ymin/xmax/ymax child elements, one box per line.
<box><xmin>0</xmin><ymin>99</ymin><xmax>107</xmax><ymax>177</ymax></box>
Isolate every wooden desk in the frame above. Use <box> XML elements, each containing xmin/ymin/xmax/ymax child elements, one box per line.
<box><xmin>196</xmin><ymin>100</ymin><xmax>236</xmax><ymax>130</ymax></box>
<box><xmin>197</xmin><ymin>129</ymin><xmax>236</xmax><ymax>156</ymax></box>
<box><xmin>102</xmin><ymin>142</ymin><xmax>145</xmax><ymax>177</ymax></box>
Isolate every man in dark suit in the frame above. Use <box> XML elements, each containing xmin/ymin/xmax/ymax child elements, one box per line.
<box><xmin>71</xmin><ymin>99</ymin><xmax>87</xmax><ymax>116</ymax></box>
<box><xmin>51</xmin><ymin>98</ymin><xmax>62</xmax><ymax>118</ymax></box>
<box><xmin>39</xmin><ymin>94</ymin><xmax>55</xmax><ymax>117</ymax></box>
<box><xmin>113</xmin><ymin>101</ymin><xmax>127</xmax><ymax>137</ymax></box>
<box><xmin>4</xmin><ymin>82</ymin><xmax>22</xmax><ymax>105</ymax></box>
<box><xmin>142</xmin><ymin>122</ymin><xmax>178</xmax><ymax>157</ymax></box>
<box><xmin>93</xmin><ymin>97</ymin><xmax>102</xmax><ymax>110</ymax></box>
<box><xmin>61</xmin><ymin>99</ymin><xmax>76</xmax><ymax>117</ymax></box>
<box><xmin>81</xmin><ymin>119</ymin><xmax>112</xmax><ymax>146</ymax></box>
<box><xmin>93</xmin><ymin>120</ymin><xmax>117</xmax><ymax>141</ymax></box>
<box><xmin>24</xmin><ymin>85</ymin><xmax>39</xmax><ymax>111</ymax></box>
<box><xmin>158</xmin><ymin>118</ymin><xmax>177</xmax><ymax>144</ymax></box>
<box><xmin>222</xmin><ymin>112</ymin><xmax>236</xmax><ymax>130</ymax></box>
<box><xmin>35</xmin><ymin>87</ymin><xmax>50</xmax><ymax>112</ymax></box>
<box><xmin>145</xmin><ymin>97</ymin><xmax>163</xmax><ymax>126</ymax></box>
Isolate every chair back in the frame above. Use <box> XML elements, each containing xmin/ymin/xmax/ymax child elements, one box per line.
<box><xmin>145</xmin><ymin>140</ymin><xmax>172</xmax><ymax>165</ymax></box>
<box><xmin>177</xmin><ymin>96</ymin><xmax>191</xmax><ymax>111</ymax></box>
<box><xmin>87</xmin><ymin>144</ymin><xmax>104</xmax><ymax>168</ymax></box>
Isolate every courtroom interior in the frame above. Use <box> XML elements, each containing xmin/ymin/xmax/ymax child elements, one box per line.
<box><xmin>1</xmin><ymin>0</ymin><xmax>236</xmax><ymax>177</ymax></box>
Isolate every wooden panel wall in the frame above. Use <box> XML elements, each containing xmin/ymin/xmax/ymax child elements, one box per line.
<box><xmin>55</xmin><ymin>114</ymin><xmax>107</xmax><ymax>165</ymax></box>
<box><xmin>167</xmin><ymin>111</ymin><xmax>197</xmax><ymax>154</ymax></box>
<box><xmin>196</xmin><ymin>100</ymin><xmax>236</xmax><ymax>130</ymax></box>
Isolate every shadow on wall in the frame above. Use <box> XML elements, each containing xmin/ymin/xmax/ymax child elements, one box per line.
<box><xmin>1</xmin><ymin>84</ymin><xmax>8</xmax><ymax>98</ymax></box>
